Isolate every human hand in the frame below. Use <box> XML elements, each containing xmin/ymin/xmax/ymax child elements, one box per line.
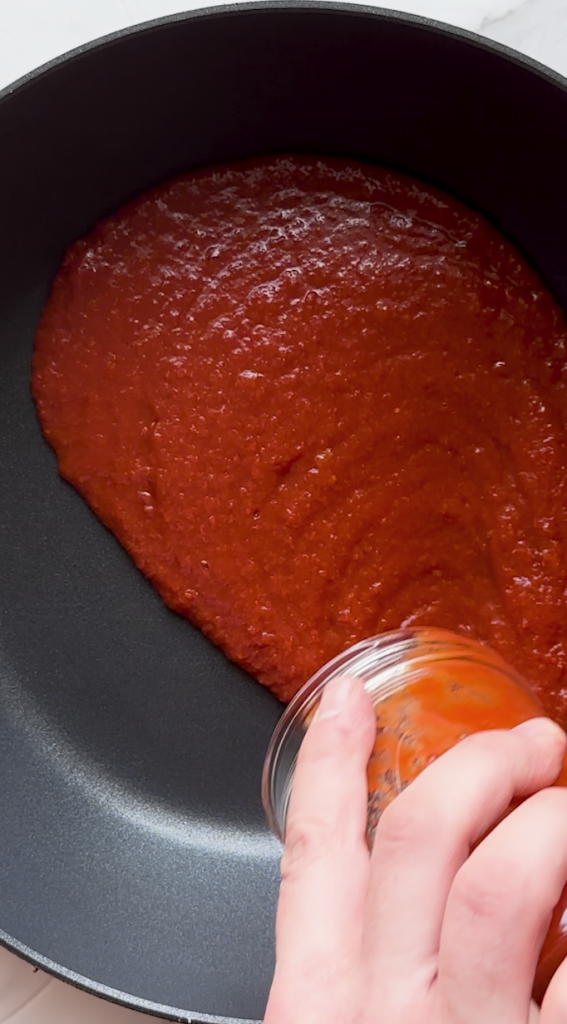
<box><xmin>265</xmin><ymin>674</ymin><xmax>567</xmax><ymax>1024</ymax></box>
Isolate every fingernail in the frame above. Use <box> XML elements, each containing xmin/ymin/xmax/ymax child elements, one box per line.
<box><xmin>313</xmin><ymin>676</ymin><xmax>357</xmax><ymax>723</ymax></box>
<box><xmin>513</xmin><ymin>717</ymin><xmax>565</xmax><ymax>740</ymax></box>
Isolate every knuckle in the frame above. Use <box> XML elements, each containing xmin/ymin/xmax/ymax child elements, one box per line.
<box><xmin>461</xmin><ymin>729</ymin><xmax>503</xmax><ymax>754</ymax></box>
<box><xmin>306</xmin><ymin>715</ymin><xmax>369</xmax><ymax>763</ymax></box>
<box><xmin>453</xmin><ymin>855</ymin><xmax>526</xmax><ymax>926</ymax></box>
<box><xmin>453</xmin><ymin>730</ymin><xmax>516</xmax><ymax>788</ymax></box>
<box><xmin>462</xmin><ymin>726</ymin><xmax>561</xmax><ymax>784</ymax></box>
<box><xmin>459</xmin><ymin>729</ymin><xmax>510</xmax><ymax>770</ymax></box>
<box><xmin>281</xmin><ymin>816</ymin><xmax>333</xmax><ymax>879</ymax></box>
<box><xmin>377</xmin><ymin>792</ymin><xmax>437</xmax><ymax>854</ymax></box>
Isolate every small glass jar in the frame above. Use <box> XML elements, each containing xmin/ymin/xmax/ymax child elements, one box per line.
<box><xmin>262</xmin><ymin>627</ymin><xmax>543</xmax><ymax>845</ymax></box>
<box><xmin>262</xmin><ymin>626</ymin><xmax>567</xmax><ymax>1003</ymax></box>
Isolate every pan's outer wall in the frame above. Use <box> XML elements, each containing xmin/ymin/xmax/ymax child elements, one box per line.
<box><xmin>0</xmin><ymin>5</ymin><xmax>567</xmax><ymax>1023</ymax></box>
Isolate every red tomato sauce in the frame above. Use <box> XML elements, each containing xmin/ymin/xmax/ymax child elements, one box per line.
<box><xmin>32</xmin><ymin>155</ymin><xmax>567</xmax><ymax>711</ymax></box>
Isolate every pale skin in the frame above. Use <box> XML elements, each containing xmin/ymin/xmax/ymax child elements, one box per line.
<box><xmin>265</xmin><ymin>675</ymin><xmax>567</xmax><ymax>1024</ymax></box>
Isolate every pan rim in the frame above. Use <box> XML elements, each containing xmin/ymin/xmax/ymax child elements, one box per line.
<box><xmin>1</xmin><ymin>3</ymin><xmax>567</xmax><ymax>1021</ymax></box>
<box><xmin>1</xmin><ymin>0</ymin><xmax>567</xmax><ymax>111</ymax></box>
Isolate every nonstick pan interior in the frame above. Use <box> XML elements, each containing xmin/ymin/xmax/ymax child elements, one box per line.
<box><xmin>0</xmin><ymin>5</ymin><xmax>567</xmax><ymax>1021</ymax></box>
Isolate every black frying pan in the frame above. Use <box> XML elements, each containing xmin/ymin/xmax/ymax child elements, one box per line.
<box><xmin>1</xmin><ymin>5</ymin><xmax>567</xmax><ymax>1021</ymax></box>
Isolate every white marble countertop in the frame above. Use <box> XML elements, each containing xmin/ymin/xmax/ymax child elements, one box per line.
<box><xmin>0</xmin><ymin>0</ymin><xmax>565</xmax><ymax>1021</ymax></box>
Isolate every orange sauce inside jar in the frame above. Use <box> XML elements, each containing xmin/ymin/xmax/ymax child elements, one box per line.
<box><xmin>366</xmin><ymin>660</ymin><xmax>554</xmax><ymax>835</ymax></box>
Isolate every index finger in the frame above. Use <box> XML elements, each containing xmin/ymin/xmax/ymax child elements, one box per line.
<box><xmin>265</xmin><ymin>675</ymin><xmax>375</xmax><ymax>1024</ymax></box>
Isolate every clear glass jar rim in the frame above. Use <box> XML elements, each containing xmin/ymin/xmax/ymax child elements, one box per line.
<box><xmin>261</xmin><ymin>627</ymin><xmax>531</xmax><ymax>842</ymax></box>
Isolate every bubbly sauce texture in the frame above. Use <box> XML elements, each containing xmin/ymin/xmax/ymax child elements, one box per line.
<box><xmin>32</xmin><ymin>155</ymin><xmax>567</xmax><ymax>711</ymax></box>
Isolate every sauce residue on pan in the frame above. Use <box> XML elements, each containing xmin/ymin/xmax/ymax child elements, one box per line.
<box><xmin>32</xmin><ymin>155</ymin><xmax>567</xmax><ymax>713</ymax></box>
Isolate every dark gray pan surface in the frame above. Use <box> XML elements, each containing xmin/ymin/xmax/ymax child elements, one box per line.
<box><xmin>0</xmin><ymin>5</ymin><xmax>566</xmax><ymax>1020</ymax></box>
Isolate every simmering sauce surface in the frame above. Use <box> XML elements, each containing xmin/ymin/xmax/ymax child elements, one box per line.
<box><xmin>32</xmin><ymin>156</ymin><xmax>567</xmax><ymax>711</ymax></box>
